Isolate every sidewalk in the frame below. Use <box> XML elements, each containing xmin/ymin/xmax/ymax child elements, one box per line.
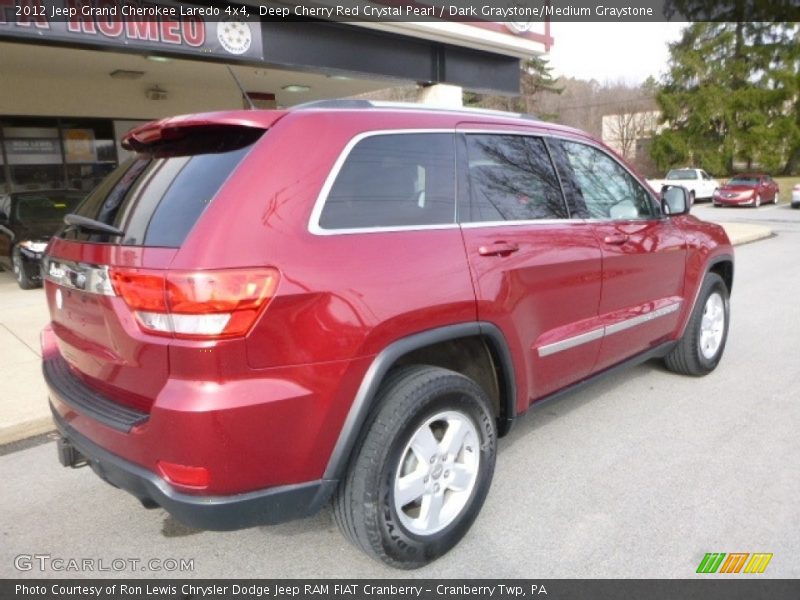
<box><xmin>717</xmin><ymin>221</ymin><xmax>774</xmax><ymax>246</ymax></box>
<box><xmin>0</xmin><ymin>221</ymin><xmax>774</xmax><ymax>446</ymax></box>
<box><xmin>0</xmin><ymin>279</ymin><xmax>51</xmax><ymax>446</ymax></box>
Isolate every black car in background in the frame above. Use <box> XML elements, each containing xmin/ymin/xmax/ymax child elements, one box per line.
<box><xmin>0</xmin><ymin>190</ymin><xmax>83</xmax><ymax>289</ymax></box>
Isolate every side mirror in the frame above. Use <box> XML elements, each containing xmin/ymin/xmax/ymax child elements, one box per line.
<box><xmin>661</xmin><ymin>185</ymin><xmax>690</xmax><ymax>216</ymax></box>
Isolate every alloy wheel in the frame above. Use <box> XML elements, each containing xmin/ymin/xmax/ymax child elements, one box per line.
<box><xmin>393</xmin><ymin>410</ymin><xmax>480</xmax><ymax>536</ymax></box>
<box><xmin>700</xmin><ymin>292</ymin><xmax>725</xmax><ymax>360</ymax></box>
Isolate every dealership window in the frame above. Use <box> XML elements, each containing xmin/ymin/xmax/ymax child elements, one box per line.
<box><xmin>0</xmin><ymin>116</ymin><xmax>120</xmax><ymax>194</ymax></box>
<box><xmin>0</xmin><ymin>142</ymin><xmax>6</xmax><ymax>191</ymax></box>
<box><xmin>61</xmin><ymin>118</ymin><xmax>118</xmax><ymax>192</ymax></box>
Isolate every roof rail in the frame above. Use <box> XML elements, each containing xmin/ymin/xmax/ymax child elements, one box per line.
<box><xmin>291</xmin><ymin>98</ymin><xmax>537</xmax><ymax>121</ymax></box>
<box><xmin>291</xmin><ymin>99</ymin><xmax>374</xmax><ymax>110</ymax></box>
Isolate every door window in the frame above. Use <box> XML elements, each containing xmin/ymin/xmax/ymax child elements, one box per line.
<box><xmin>462</xmin><ymin>134</ymin><xmax>567</xmax><ymax>222</ymax></box>
<box><xmin>553</xmin><ymin>140</ymin><xmax>655</xmax><ymax>220</ymax></box>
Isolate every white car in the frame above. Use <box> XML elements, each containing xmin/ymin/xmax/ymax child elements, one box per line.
<box><xmin>792</xmin><ymin>183</ymin><xmax>800</xmax><ymax>208</ymax></box>
<box><xmin>648</xmin><ymin>168</ymin><xmax>721</xmax><ymax>204</ymax></box>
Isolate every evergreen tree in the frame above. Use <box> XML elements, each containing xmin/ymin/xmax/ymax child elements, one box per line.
<box><xmin>651</xmin><ymin>19</ymin><xmax>799</xmax><ymax>175</ymax></box>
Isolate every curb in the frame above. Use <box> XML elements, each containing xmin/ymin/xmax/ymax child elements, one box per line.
<box><xmin>0</xmin><ymin>416</ymin><xmax>55</xmax><ymax>448</ymax></box>
<box><xmin>716</xmin><ymin>222</ymin><xmax>773</xmax><ymax>246</ymax></box>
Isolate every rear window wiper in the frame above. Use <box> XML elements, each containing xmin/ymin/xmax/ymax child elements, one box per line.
<box><xmin>64</xmin><ymin>214</ymin><xmax>124</xmax><ymax>237</ymax></box>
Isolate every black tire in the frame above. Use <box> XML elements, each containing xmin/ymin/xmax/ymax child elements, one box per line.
<box><xmin>12</xmin><ymin>247</ymin><xmax>36</xmax><ymax>290</ymax></box>
<box><xmin>665</xmin><ymin>273</ymin><xmax>729</xmax><ymax>376</ymax></box>
<box><xmin>333</xmin><ymin>365</ymin><xmax>497</xmax><ymax>569</ymax></box>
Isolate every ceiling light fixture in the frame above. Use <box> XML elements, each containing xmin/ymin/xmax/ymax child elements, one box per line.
<box><xmin>146</xmin><ymin>55</ymin><xmax>172</xmax><ymax>63</ymax></box>
<box><xmin>110</xmin><ymin>69</ymin><xmax>145</xmax><ymax>79</ymax></box>
<box><xmin>282</xmin><ymin>84</ymin><xmax>311</xmax><ymax>93</ymax></box>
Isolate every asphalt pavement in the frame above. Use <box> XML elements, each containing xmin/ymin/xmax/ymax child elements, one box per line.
<box><xmin>0</xmin><ymin>202</ymin><xmax>798</xmax><ymax>578</ymax></box>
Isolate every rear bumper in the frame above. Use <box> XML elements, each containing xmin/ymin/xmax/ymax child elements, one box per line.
<box><xmin>51</xmin><ymin>407</ymin><xmax>337</xmax><ymax>530</ymax></box>
<box><xmin>41</xmin><ymin>322</ymin><xmax>371</xmax><ymax>495</ymax></box>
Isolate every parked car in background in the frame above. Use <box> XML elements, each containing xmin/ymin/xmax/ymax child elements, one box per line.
<box><xmin>713</xmin><ymin>174</ymin><xmax>779</xmax><ymax>207</ymax></box>
<box><xmin>648</xmin><ymin>168</ymin><xmax>720</xmax><ymax>204</ymax></box>
<box><xmin>43</xmin><ymin>102</ymin><xmax>733</xmax><ymax>568</ymax></box>
<box><xmin>0</xmin><ymin>190</ymin><xmax>83</xmax><ymax>289</ymax></box>
<box><xmin>791</xmin><ymin>183</ymin><xmax>800</xmax><ymax>208</ymax></box>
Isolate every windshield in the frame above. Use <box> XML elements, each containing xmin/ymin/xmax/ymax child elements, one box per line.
<box><xmin>728</xmin><ymin>177</ymin><xmax>760</xmax><ymax>185</ymax></box>
<box><xmin>15</xmin><ymin>192</ymin><xmax>83</xmax><ymax>223</ymax></box>
<box><xmin>666</xmin><ymin>169</ymin><xmax>698</xmax><ymax>180</ymax></box>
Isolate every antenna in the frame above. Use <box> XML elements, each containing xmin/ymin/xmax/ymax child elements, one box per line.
<box><xmin>227</xmin><ymin>65</ymin><xmax>255</xmax><ymax>110</ymax></box>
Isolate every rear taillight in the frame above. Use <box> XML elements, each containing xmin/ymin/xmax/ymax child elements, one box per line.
<box><xmin>109</xmin><ymin>268</ymin><xmax>279</xmax><ymax>339</ymax></box>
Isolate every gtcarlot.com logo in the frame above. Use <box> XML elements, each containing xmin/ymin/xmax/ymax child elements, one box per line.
<box><xmin>697</xmin><ymin>552</ymin><xmax>773</xmax><ymax>574</ymax></box>
<box><xmin>14</xmin><ymin>554</ymin><xmax>194</xmax><ymax>573</ymax></box>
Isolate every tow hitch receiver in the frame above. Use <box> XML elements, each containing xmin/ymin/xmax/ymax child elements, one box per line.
<box><xmin>57</xmin><ymin>437</ymin><xmax>87</xmax><ymax>468</ymax></box>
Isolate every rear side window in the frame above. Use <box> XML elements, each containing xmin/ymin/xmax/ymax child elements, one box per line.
<box><xmin>463</xmin><ymin>134</ymin><xmax>567</xmax><ymax>222</ymax></box>
<box><xmin>318</xmin><ymin>133</ymin><xmax>455</xmax><ymax>230</ymax></box>
<box><xmin>59</xmin><ymin>126</ymin><xmax>262</xmax><ymax>246</ymax></box>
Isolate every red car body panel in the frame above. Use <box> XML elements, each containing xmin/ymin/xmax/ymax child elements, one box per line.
<box><xmin>461</xmin><ymin>221</ymin><xmax>603</xmax><ymax>406</ymax></box>
<box><xmin>589</xmin><ymin>219</ymin><xmax>687</xmax><ymax>372</ymax></box>
<box><xmin>42</xmin><ymin>106</ymin><xmax>734</xmax><ymax>516</ymax></box>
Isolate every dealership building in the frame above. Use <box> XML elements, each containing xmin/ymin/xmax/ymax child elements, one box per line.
<box><xmin>0</xmin><ymin>0</ymin><xmax>552</xmax><ymax>193</ymax></box>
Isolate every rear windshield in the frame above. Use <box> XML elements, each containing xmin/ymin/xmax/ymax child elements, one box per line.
<box><xmin>58</xmin><ymin>126</ymin><xmax>263</xmax><ymax>247</ymax></box>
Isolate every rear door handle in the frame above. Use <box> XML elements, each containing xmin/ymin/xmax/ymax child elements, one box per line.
<box><xmin>478</xmin><ymin>241</ymin><xmax>519</xmax><ymax>257</ymax></box>
<box><xmin>603</xmin><ymin>233</ymin><xmax>630</xmax><ymax>245</ymax></box>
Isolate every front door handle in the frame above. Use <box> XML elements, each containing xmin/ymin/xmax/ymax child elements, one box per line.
<box><xmin>478</xmin><ymin>241</ymin><xmax>519</xmax><ymax>257</ymax></box>
<box><xmin>603</xmin><ymin>233</ymin><xmax>630</xmax><ymax>245</ymax></box>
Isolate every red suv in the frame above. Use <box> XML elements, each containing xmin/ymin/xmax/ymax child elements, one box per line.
<box><xmin>43</xmin><ymin>101</ymin><xmax>733</xmax><ymax>568</ymax></box>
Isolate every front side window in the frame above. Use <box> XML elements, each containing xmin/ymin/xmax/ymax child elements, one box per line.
<box><xmin>463</xmin><ymin>134</ymin><xmax>567</xmax><ymax>222</ymax></box>
<box><xmin>554</xmin><ymin>140</ymin><xmax>655</xmax><ymax>220</ymax></box>
<box><xmin>319</xmin><ymin>133</ymin><xmax>455</xmax><ymax>230</ymax></box>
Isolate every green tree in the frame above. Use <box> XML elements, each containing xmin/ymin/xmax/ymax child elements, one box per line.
<box><xmin>651</xmin><ymin>18</ymin><xmax>799</xmax><ymax>176</ymax></box>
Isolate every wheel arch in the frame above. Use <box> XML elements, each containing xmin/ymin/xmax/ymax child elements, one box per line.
<box><xmin>708</xmin><ymin>256</ymin><xmax>733</xmax><ymax>295</ymax></box>
<box><xmin>677</xmin><ymin>254</ymin><xmax>734</xmax><ymax>339</ymax></box>
<box><xmin>323</xmin><ymin>322</ymin><xmax>517</xmax><ymax>481</ymax></box>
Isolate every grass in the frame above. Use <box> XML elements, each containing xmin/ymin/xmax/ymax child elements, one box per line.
<box><xmin>774</xmin><ymin>176</ymin><xmax>800</xmax><ymax>203</ymax></box>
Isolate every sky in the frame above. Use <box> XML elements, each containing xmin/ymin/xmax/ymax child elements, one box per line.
<box><xmin>546</xmin><ymin>22</ymin><xmax>689</xmax><ymax>85</ymax></box>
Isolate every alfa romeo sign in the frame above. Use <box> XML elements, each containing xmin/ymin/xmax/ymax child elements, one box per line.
<box><xmin>0</xmin><ymin>0</ymin><xmax>263</xmax><ymax>60</ymax></box>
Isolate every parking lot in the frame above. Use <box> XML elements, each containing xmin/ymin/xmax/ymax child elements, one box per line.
<box><xmin>1</xmin><ymin>204</ymin><xmax>798</xmax><ymax>578</ymax></box>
